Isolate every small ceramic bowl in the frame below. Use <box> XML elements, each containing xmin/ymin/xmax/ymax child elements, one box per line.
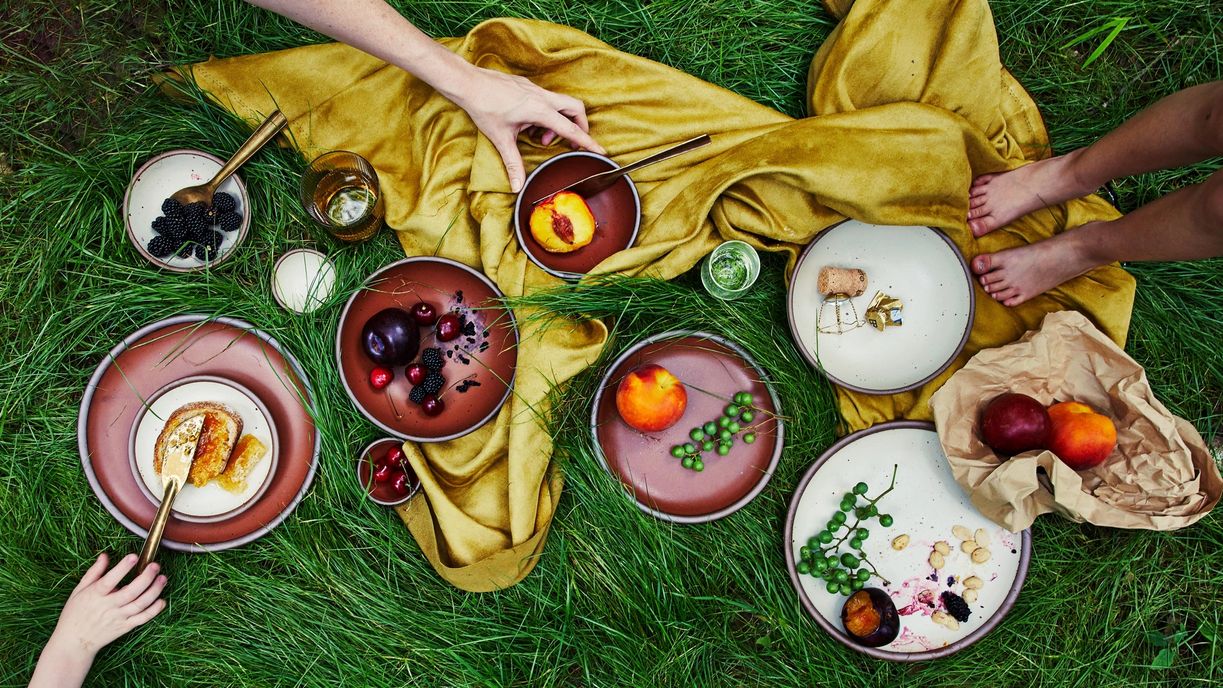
<box><xmin>124</xmin><ymin>149</ymin><xmax>251</xmax><ymax>272</ymax></box>
<box><xmin>272</xmin><ymin>248</ymin><xmax>337</xmax><ymax>314</ymax></box>
<box><xmin>512</xmin><ymin>151</ymin><xmax>641</xmax><ymax>280</ymax></box>
<box><xmin>356</xmin><ymin>438</ymin><xmax>420</xmax><ymax>507</ymax></box>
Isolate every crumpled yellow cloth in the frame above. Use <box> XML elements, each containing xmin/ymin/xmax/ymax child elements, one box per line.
<box><xmin>180</xmin><ymin>0</ymin><xmax>1134</xmax><ymax>590</ymax></box>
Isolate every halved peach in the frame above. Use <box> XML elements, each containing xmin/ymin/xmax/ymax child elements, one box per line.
<box><xmin>529</xmin><ymin>191</ymin><xmax>596</xmax><ymax>253</ymax></box>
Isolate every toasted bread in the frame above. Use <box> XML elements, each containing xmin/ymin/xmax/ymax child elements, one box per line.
<box><xmin>153</xmin><ymin>401</ymin><xmax>243</xmax><ymax>487</ymax></box>
<box><xmin>217</xmin><ymin>434</ymin><xmax>267</xmax><ymax>493</ymax></box>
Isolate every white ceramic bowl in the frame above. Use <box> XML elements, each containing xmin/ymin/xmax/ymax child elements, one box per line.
<box><xmin>124</xmin><ymin>149</ymin><xmax>251</xmax><ymax>272</ymax></box>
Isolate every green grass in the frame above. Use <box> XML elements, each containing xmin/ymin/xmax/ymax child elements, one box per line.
<box><xmin>2</xmin><ymin>0</ymin><xmax>1221</xmax><ymax>686</ymax></box>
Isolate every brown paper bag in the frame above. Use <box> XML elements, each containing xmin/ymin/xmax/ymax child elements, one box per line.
<box><xmin>930</xmin><ymin>311</ymin><xmax>1221</xmax><ymax>531</ymax></box>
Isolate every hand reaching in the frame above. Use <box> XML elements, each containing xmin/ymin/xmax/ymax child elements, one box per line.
<box><xmin>450</xmin><ymin>65</ymin><xmax>605</xmax><ymax>192</ymax></box>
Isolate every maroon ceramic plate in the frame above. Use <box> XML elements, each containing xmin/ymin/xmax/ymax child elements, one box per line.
<box><xmin>513</xmin><ymin>151</ymin><xmax>642</xmax><ymax>280</ymax></box>
<box><xmin>783</xmin><ymin>421</ymin><xmax>1031</xmax><ymax>661</ymax></box>
<box><xmin>590</xmin><ymin>331</ymin><xmax>784</xmax><ymax>523</ymax></box>
<box><xmin>355</xmin><ymin>438</ymin><xmax>421</xmax><ymax>507</ymax></box>
<box><xmin>336</xmin><ymin>257</ymin><xmax>518</xmax><ymax>442</ymax></box>
<box><xmin>77</xmin><ymin>315</ymin><xmax>320</xmax><ymax>551</ymax></box>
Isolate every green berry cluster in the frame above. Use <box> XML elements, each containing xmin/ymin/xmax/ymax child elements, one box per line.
<box><xmin>796</xmin><ymin>465</ymin><xmax>898</xmax><ymax>595</ymax></box>
<box><xmin>669</xmin><ymin>391</ymin><xmax>759</xmax><ymax>471</ymax></box>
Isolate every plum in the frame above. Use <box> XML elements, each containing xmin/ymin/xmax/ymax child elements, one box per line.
<box><xmin>979</xmin><ymin>392</ymin><xmax>1051</xmax><ymax>457</ymax></box>
<box><xmin>361</xmin><ymin>308</ymin><xmax>419</xmax><ymax>366</ymax></box>
<box><xmin>841</xmin><ymin>588</ymin><xmax>900</xmax><ymax>647</ymax></box>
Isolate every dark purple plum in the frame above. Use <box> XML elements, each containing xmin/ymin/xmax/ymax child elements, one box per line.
<box><xmin>361</xmin><ymin>308</ymin><xmax>420</xmax><ymax>366</ymax></box>
<box><xmin>841</xmin><ymin>588</ymin><xmax>900</xmax><ymax>647</ymax></box>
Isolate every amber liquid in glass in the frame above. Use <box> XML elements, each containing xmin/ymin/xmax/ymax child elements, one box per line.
<box><xmin>309</xmin><ymin>169</ymin><xmax>384</xmax><ymax>242</ymax></box>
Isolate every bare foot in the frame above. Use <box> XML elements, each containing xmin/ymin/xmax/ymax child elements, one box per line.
<box><xmin>971</xmin><ymin>225</ymin><xmax>1104</xmax><ymax>306</ymax></box>
<box><xmin>967</xmin><ymin>151</ymin><xmax>1094</xmax><ymax>237</ymax></box>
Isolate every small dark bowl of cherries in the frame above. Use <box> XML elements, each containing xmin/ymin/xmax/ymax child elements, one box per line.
<box><xmin>361</xmin><ymin>300</ymin><xmax>468</xmax><ymax>418</ymax></box>
<box><xmin>357</xmin><ymin>438</ymin><xmax>421</xmax><ymax>506</ymax></box>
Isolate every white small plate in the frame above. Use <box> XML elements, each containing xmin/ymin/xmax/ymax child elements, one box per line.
<box><xmin>130</xmin><ymin>376</ymin><xmax>278</xmax><ymax>522</ymax></box>
<box><xmin>124</xmin><ymin>149</ymin><xmax>250</xmax><ymax>272</ymax></box>
<box><xmin>272</xmin><ymin>248</ymin><xmax>337</xmax><ymax>313</ymax></box>
<box><xmin>785</xmin><ymin>422</ymin><xmax>1030</xmax><ymax>661</ymax></box>
<box><xmin>788</xmin><ymin>220</ymin><xmax>974</xmax><ymax>394</ymax></box>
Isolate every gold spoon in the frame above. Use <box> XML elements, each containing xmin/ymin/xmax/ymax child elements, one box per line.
<box><xmin>170</xmin><ymin>110</ymin><xmax>288</xmax><ymax>208</ymax></box>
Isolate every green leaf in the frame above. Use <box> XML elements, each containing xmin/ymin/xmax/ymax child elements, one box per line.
<box><xmin>1151</xmin><ymin>647</ymin><xmax>1176</xmax><ymax>669</ymax></box>
<box><xmin>1073</xmin><ymin>17</ymin><xmax>1132</xmax><ymax>68</ymax></box>
<box><xmin>1144</xmin><ymin>630</ymin><xmax>1168</xmax><ymax>647</ymax></box>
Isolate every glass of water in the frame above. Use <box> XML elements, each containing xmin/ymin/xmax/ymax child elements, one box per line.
<box><xmin>299</xmin><ymin>151</ymin><xmax>385</xmax><ymax>242</ymax></box>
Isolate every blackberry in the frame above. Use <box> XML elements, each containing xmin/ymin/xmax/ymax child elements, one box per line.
<box><xmin>218</xmin><ymin>211</ymin><xmax>242</xmax><ymax>233</ymax></box>
<box><xmin>408</xmin><ymin>385</ymin><xmax>427</xmax><ymax>404</ymax></box>
<box><xmin>161</xmin><ymin>197</ymin><xmax>184</xmax><ymax>217</ymax></box>
<box><xmin>147</xmin><ymin>234</ymin><xmax>175</xmax><ymax>258</ymax></box>
<box><xmin>421</xmin><ymin>372</ymin><xmax>445</xmax><ymax>395</ymax></box>
<box><xmin>151</xmin><ymin>216</ymin><xmax>171</xmax><ymax>234</ymax></box>
<box><xmin>421</xmin><ymin>347</ymin><xmax>444</xmax><ymax>371</ymax></box>
<box><xmin>161</xmin><ymin>215</ymin><xmax>188</xmax><ymax>242</ymax></box>
<box><xmin>941</xmin><ymin>591</ymin><xmax>971</xmax><ymax>623</ymax></box>
<box><xmin>193</xmin><ymin>230</ymin><xmax>223</xmax><ymax>261</ymax></box>
<box><xmin>188</xmin><ymin>224</ymin><xmax>213</xmax><ymax>245</ymax></box>
<box><xmin>184</xmin><ymin>202</ymin><xmax>208</xmax><ymax>230</ymax></box>
<box><xmin>176</xmin><ymin>240</ymin><xmax>195</xmax><ymax>259</ymax></box>
<box><xmin>203</xmin><ymin>204</ymin><xmax>219</xmax><ymax>224</ymax></box>
<box><xmin>212</xmin><ymin>192</ymin><xmax>237</xmax><ymax>214</ymax></box>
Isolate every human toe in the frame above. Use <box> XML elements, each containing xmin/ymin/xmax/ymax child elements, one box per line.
<box><xmin>972</xmin><ymin>254</ymin><xmax>993</xmax><ymax>274</ymax></box>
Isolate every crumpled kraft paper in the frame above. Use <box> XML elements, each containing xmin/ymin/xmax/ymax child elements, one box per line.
<box><xmin>930</xmin><ymin>310</ymin><xmax>1221</xmax><ymax>531</ymax></box>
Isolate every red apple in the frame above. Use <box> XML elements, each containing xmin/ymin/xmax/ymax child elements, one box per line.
<box><xmin>979</xmin><ymin>393</ymin><xmax>1051</xmax><ymax>456</ymax></box>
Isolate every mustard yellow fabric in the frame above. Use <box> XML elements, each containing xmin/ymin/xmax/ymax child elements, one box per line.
<box><xmin>180</xmin><ymin>0</ymin><xmax>1134</xmax><ymax>591</ymax></box>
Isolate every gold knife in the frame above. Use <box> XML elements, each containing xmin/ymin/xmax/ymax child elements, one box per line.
<box><xmin>137</xmin><ymin>414</ymin><xmax>203</xmax><ymax>572</ymax></box>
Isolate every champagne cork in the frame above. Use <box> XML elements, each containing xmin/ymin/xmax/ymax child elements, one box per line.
<box><xmin>817</xmin><ymin>266</ymin><xmax>867</xmax><ymax>297</ymax></box>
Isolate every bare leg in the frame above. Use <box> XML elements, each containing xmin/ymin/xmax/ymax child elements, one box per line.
<box><xmin>973</xmin><ymin>167</ymin><xmax>1223</xmax><ymax>306</ymax></box>
<box><xmin>967</xmin><ymin>81</ymin><xmax>1223</xmax><ymax>237</ymax></box>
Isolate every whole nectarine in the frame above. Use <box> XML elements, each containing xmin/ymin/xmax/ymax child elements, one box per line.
<box><xmin>1047</xmin><ymin>401</ymin><xmax>1117</xmax><ymax>470</ymax></box>
<box><xmin>615</xmin><ymin>364</ymin><xmax>687</xmax><ymax>432</ymax></box>
<box><xmin>529</xmin><ymin>191</ymin><xmax>596</xmax><ymax>253</ymax></box>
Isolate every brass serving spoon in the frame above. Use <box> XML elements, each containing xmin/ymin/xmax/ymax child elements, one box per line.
<box><xmin>137</xmin><ymin>414</ymin><xmax>203</xmax><ymax>572</ymax></box>
<box><xmin>528</xmin><ymin>134</ymin><xmax>712</xmax><ymax>206</ymax></box>
<box><xmin>170</xmin><ymin>110</ymin><xmax>288</xmax><ymax>208</ymax></box>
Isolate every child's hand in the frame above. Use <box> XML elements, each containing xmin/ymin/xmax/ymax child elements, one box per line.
<box><xmin>52</xmin><ymin>553</ymin><xmax>168</xmax><ymax>655</ymax></box>
<box><xmin>30</xmin><ymin>553</ymin><xmax>169</xmax><ymax>688</ymax></box>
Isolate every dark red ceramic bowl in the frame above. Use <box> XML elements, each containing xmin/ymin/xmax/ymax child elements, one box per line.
<box><xmin>356</xmin><ymin>438</ymin><xmax>420</xmax><ymax>507</ymax></box>
<box><xmin>590</xmin><ymin>331</ymin><xmax>784</xmax><ymax>523</ymax></box>
<box><xmin>77</xmin><ymin>315</ymin><xmax>320</xmax><ymax>552</ymax></box>
<box><xmin>336</xmin><ymin>257</ymin><xmax>518</xmax><ymax>442</ymax></box>
<box><xmin>513</xmin><ymin>151</ymin><xmax>641</xmax><ymax>280</ymax></box>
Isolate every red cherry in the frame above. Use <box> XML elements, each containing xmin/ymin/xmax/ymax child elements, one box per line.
<box><xmin>373</xmin><ymin>463</ymin><xmax>393</xmax><ymax>483</ymax></box>
<box><xmin>411</xmin><ymin>302</ymin><xmax>438</xmax><ymax>326</ymax></box>
<box><xmin>369</xmin><ymin>366</ymin><xmax>393</xmax><ymax>390</ymax></box>
<box><xmin>391</xmin><ymin>471</ymin><xmax>411</xmax><ymax>496</ymax></box>
<box><xmin>421</xmin><ymin>394</ymin><xmax>445</xmax><ymax>416</ymax></box>
<box><xmin>385</xmin><ymin>445</ymin><xmax>404</xmax><ymax>467</ymax></box>
<box><xmin>436</xmin><ymin>312</ymin><xmax>462</xmax><ymax>342</ymax></box>
<box><xmin>405</xmin><ymin>363</ymin><xmax>427</xmax><ymax>386</ymax></box>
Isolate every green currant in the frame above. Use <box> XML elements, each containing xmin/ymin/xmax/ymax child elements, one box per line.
<box><xmin>724</xmin><ymin>404</ymin><xmax>741</xmax><ymax>417</ymax></box>
<box><xmin>797</xmin><ymin>561</ymin><xmax>810</xmax><ymax>574</ymax></box>
<box><xmin>670</xmin><ymin>445</ymin><xmax>684</xmax><ymax>458</ymax></box>
<box><xmin>681</xmin><ymin>457</ymin><xmax>694</xmax><ymax>469</ymax></box>
<box><xmin>683</xmin><ymin>443</ymin><xmax>695</xmax><ymax>454</ymax></box>
<box><xmin>817</xmin><ymin>530</ymin><xmax>833</xmax><ymax>544</ymax></box>
<box><xmin>840</xmin><ymin>553</ymin><xmax>859</xmax><ymax>568</ymax></box>
<box><xmin>825</xmin><ymin>581</ymin><xmax>839</xmax><ymax>594</ymax></box>
<box><xmin>742</xmin><ymin>433</ymin><xmax>756</xmax><ymax>444</ymax></box>
<box><xmin>689</xmin><ymin>428</ymin><xmax>704</xmax><ymax>441</ymax></box>
<box><xmin>716</xmin><ymin>444</ymin><xmax>731</xmax><ymax>456</ymax></box>
<box><xmin>701</xmin><ymin>440</ymin><xmax>714</xmax><ymax>452</ymax></box>
<box><xmin>879</xmin><ymin>514</ymin><xmax>894</xmax><ymax>527</ymax></box>
<box><xmin>864</xmin><ymin>504</ymin><xmax>878</xmax><ymax>517</ymax></box>
<box><xmin>834</xmin><ymin>569</ymin><xmax>849</xmax><ymax>584</ymax></box>
<box><xmin>832</xmin><ymin>511</ymin><xmax>847</xmax><ymax>525</ymax></box>
<box><xmin>740</xmin><ymin>411</ymin><xmax>754</xmax><ymax>423</ymax></box>
<box><xmin>856</xmin><ymin>569</ymin><xmax>870</xmax><ymax>582</ymax></box>
<box><xmin>693</xmin><ymin>460</ymin><xmax>704</xmax><ymax>472</ymax></box>
<box><xmin>850</xmin><ymin>579</ymin><xmax>864</xmax><ymax>591</ymax></box>
<box><xmin>853</xmin><ymin>482</ymin><xmax>869</xmax><ymax>495</ymax></box>
<box><xmin>703</xmin><ymin>422</ymin><xmax>718</xmax><ymax>435</ymax></box>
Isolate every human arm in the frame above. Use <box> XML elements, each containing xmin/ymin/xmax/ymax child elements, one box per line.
<box><xmin>29</xmin><ymin>553</ymin><xmax>168</xmax><ymax>688</ymax></box>
<box><xmin>245</xmin><ymin>0</ymin><xmax>605</xmax><ymax>191</ymax></box>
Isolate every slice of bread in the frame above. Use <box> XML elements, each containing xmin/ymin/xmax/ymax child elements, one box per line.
<box><xmin>154</xmin><ymin>401</ymin><xmax>243</xmax><ymax>487</ymax></box>
<box><xmin>217</xmin><ymin>434</ymin><xmax>268</xmax><ymax>493</ymax></box>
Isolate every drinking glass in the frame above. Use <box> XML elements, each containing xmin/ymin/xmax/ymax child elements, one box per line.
<box><xmin>299</xmin><ymin>151</ymin><xmax>384</xmax><ymax>242</ymax></box>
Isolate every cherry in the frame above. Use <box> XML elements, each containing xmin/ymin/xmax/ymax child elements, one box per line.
<box><xmin>405</xmin><ymin>363</ymin><xmax>427</xmax><ymax>386</ymax></box>
<box><xmin>421</xmin><ymin>394</ymin><xmax>445</xmax><ymax>416</ymax></box>
<box><xmin>373</xmin><ymin>463</ymin><xmax>393</xmax><ymax>483</ymax></box>
<box><xmin>385</xmin><ymin>445</ymin><xmax>404</xmax><ymax>468</ymax></box>
<box><xmin>391</xmin><ymin>471</ymin><xmax>412</xmax><ymax>496</ymax></box>
<box><xmin>411</xmin><ymin>301</ymin><xmax>438</xmax><ymax>326</ymax></box>
<box><xmin>436</xmin><ymin>312</ymin><xmax>462</xmax><ymax>342</ymax></box>
<box><xmin>369</xmin><ymin>366</ymin><xmax>393</xmax><ymax>390</ymax></box>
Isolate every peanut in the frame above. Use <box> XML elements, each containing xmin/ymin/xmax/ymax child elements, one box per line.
<box><xmin>974</xmin><ymin>528</ymin><xmax>990</xmax><ymax>546</ymax></box>
<box><xmin>951</xmin><ymin>525</ymin><xmax>973</xmax><ymax>541</ymax></box>
<box><xmin>891</xmin><ymin>534</ymin><xmax>910</xmax><ymax>551</ymax></box>
<box><xmin>961</xmin><ymin>540</ymin><xmax>979</xmax><ymax>554</ymax></box>
<box><xmin>933</xmin><ymin>540</ymin><xmax>951</xmax><ymax>555</ymax></box>
<box><xmin>929</xmin><ymin>551</ymin><xmax>945</xmax><ymax>570</ymax></box>
<box><xmin>963</xmin><ymin>576</ymin><xmax>984</xmax><ymax>590</ymax></box>
<box><xmin>971</xmin><ymin>547</ymin><xmax>992</xmax><ymax>564</ymax></box>
<box><xmin>963</xmin><ymin>589</ymin><xmax>979</xmax><ymax>603</ymax></box>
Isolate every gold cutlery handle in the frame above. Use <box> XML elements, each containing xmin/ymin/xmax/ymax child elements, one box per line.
<box><xmin>138</xmin><ymin>479</ymin><xmax>182</xmax><ymax>573</ymax></box>
<box><xmin>208</xmin><ymin>110</ymin><xmax>289</xmax><ymax>193</ymax></box>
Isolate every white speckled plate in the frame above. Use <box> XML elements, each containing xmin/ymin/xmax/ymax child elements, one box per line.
<box><xmin>787</xmin><ymin>220</ymin><xmax>974</xmax><ymax>394</ymax></box>
<box><xmin>784</xmin><ymin>421</ymin><xmax>1031</xmax><ymax>661</ymax></box>
<box><xmin>130</xmin><ymin>376</ymin><xmax>277</xmax><ymax>522</ymax></box>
